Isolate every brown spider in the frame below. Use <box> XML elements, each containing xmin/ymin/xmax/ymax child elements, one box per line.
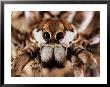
<box><xmin>11</xmin><ymin>18</ymin><xmax>97</xmax><ymax>77</ymax></box>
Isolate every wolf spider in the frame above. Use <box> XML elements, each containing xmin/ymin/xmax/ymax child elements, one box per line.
<box><xmin>11</xmin><ymin>18</ymin><xmax>97</xmax><ymax>77</ymax></box>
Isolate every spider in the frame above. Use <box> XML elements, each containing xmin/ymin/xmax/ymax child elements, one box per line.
<box><xmin>11</xmin><ymin>18</ymin><xmax>97</xmax><ymax>77</ymax></box>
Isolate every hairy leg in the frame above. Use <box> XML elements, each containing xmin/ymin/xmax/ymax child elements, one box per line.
<box><xmin>11</xmin><ymin>43</ymin><xmax>40</xmax><ymax>76</ymax></box>
<box><xmin>69</xmin><ymin>43</ymin><xmax>97</xmax><ymax>76</ymax></box>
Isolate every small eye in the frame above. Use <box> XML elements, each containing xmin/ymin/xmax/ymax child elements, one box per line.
<box><xmin>43</xmin><ymin>32</ymin><xmax>50</xmax><ymax>40</ymax></box>
<box><xmin>56</xmin><ymin>32</ymin><xmax>64</xmax><ymax>41</ymax></box>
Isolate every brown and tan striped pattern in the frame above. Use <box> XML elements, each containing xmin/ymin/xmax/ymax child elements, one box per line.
<box><xmin>11</xmin><ymin>11</ymin><xmax>100</xmax><ymax>77</ymax></box>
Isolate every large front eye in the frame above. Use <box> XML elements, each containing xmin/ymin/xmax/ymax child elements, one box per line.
<box><xmin>43</xmin><ymin>32</ymin><xmax>50</xmax><ymax>40</ymax></box>
<box><xmin>56</xmin><ymin>32</ymin><xmax>64</xmax><ymax>41</ymax></box>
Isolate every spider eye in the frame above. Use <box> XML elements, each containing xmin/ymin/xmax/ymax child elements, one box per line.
<box><xmin>43</xmin><ymin>32</ymin><xmax>50</xmax><ymax>40</ymax></box>
<box><xmin>56</xmin><ymin>32</ymin><xmax>64</xmax><ymax>41</ymax></box>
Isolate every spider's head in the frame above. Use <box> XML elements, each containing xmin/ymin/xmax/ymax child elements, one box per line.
<box><xmin>31</xmin><ymin>19</ymin><xmax>79</xmax><ymax>66</ymax></box>
<box><xmin>32</xmin><ymin>18</ymin><xmax>78</xmax><ymax>47</ymax></box>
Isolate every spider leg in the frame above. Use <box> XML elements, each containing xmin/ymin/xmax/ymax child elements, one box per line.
<box><xmin>69</xmin><ymin>55</ymin><xmax>84</xmax><ymax>77</ymax></box>
<box><xmin>70</xmin><ymin>44</ymin><xmax>97</xmax><ymax>65</ymax></box>
<box><xmin>11</xmin><ymin>43</ymin><xmax>40</xmax><ymax>76</ymax></box>
<box><xmin>30</xmin><ymin>58</ymin><xmax>42</xmax><ymax>77</ymax></box>
<box><xmin>69</xmin><ymin>43</ymin><xmax>97</xmax><ymax>77</ymax></box>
